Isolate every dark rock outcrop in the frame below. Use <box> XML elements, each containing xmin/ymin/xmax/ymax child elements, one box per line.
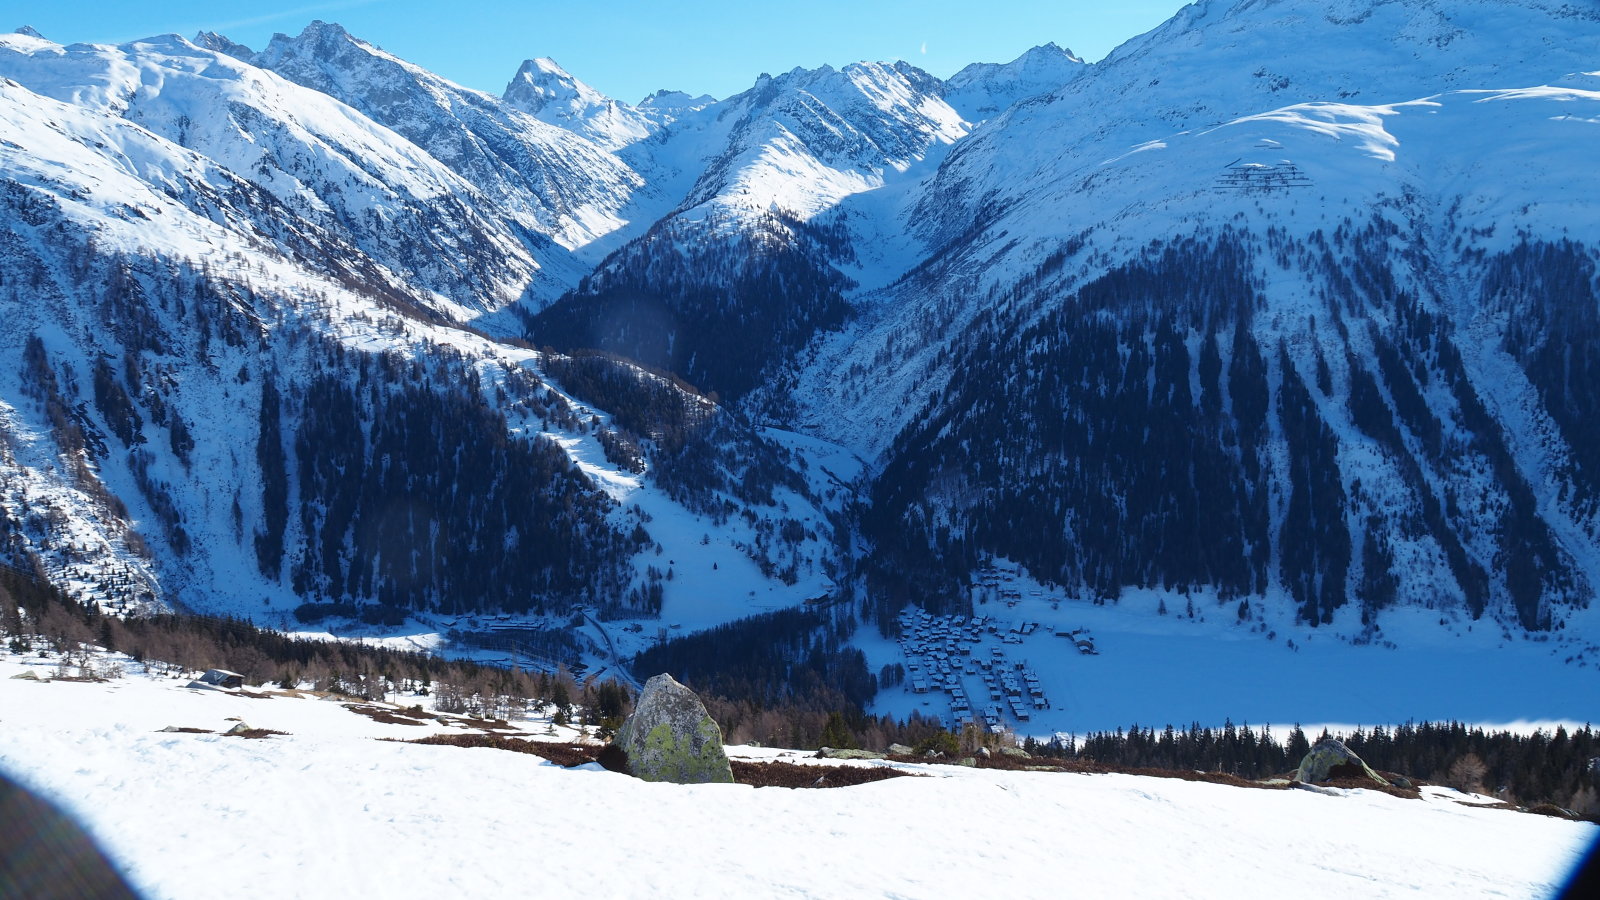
<box><xmin>1295</xmin><ymin>738</ymin><xmax>1390</xmax><ymax>787</ymax></box>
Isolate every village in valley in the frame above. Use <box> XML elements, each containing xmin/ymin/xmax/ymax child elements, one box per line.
<box><xmin>891</xmin><ymin>560</ymin><xmax>1100</xmax><ymax>734</ymax></box>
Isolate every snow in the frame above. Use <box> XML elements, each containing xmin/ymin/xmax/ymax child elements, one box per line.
<box><xmin>859</xmin><ymin>582</ymin><xmax>1600</xmax><ymax>737</ymax></box>
<box><xmin>2</xmin><ymin>0</ymin><xmax>1599</xmax><ymax>808</ymax></box>
<box><xmin>0</xmin><ymin>26</ymin><xmax>880</xmax><ymax>655</ymax></box>
<box><xmin>0</xmin><ymin>647</ymin><xmax>1593</xmax><ymax>899</ymax></box>
<box><xmin>501</xmin><ymin>56</ymin><xmax>661</xmax><ymax>150</ymax></box>
<box><xmin>254</xmin><ymin>21</ymin><xmax>662</xmax><ymax>278</ymax></box>
<box><xmin>0</xmin><ymin>29</ymin><xmax>543</xmax><ymax>315</ymax></box>
<box><xmin>772</xmin><ymin>2</ymin><xmax>1600</xmax><ymax>684</ymax></box>
<box><xmin>636</xmin><ymin>58</ymin><xmax>968</xmax><ymax>231</ymax></box>
<box><xmin>944</xmin><ymin>42</ymin><xmax>1086</xmax><ymax>122</ymax></box>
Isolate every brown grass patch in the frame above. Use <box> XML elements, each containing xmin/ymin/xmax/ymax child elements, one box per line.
<box><xmin>222</xmin><ymin>728</ymin><xmax>288</xmax><ymax>739</ymax></box>
<box><xmin>1527</xmin><ymin>803</ymin><xmax>1580</xmax><ymax>820</ymax></box>
<box><xmin>406</xmin><ymin>733</ymin><xmax>599</xmax><ymax>767</ymax></box>
<box><xmin>405</xmin><ymin>736</ymin><xmax>918</xmax><ymax>789</ymax></box>
<box><xmin>1454</xmin><ymin>799</ymin><xmax>1518</xmax><ymax>811</ymax></box>
<box><xmin>732</xmin><ymin>760</ymin><xmax>918</xmax><ymax>789</ymax></box>
<box><xmin>465</xmin><ymin>717</ymin><xmax>519</xmax><ymax>732</ymax></box>
<box><xmin>346</xmin><ymin>704</ymin><xmax>433</xmax><ymax>726</ymax></box>
<box><xmin>1312</xmin><ymin>776</ymin><xmax>1421</xmax><ymax>800</ymax></box>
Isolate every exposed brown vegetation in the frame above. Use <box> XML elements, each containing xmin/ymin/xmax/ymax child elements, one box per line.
<box><xmin>405</xmin><ymin>733</ymin><xmax>595</xmax><ymax>768</ymax></box>
<box><xmin>222</xmin><ymin>729</ymin><xmax>288</xmax><ymax>740</ymax></box>
<box><xmin>731</xmin><ymin>760</ymin><xmax>916</xmax><ymax>789</ymax></box>
<box><xmin>1527</xmin><ymin>803</ymin><xmax>1582</xmax><ymax>820</ymax></box>
<box><xmin>345</xmin><ymin>704</ymin><xmax>433</xmax><ymax>726</ymax></box>
<box><xmin>1311</xmin><ymin>777</ymin><xmax>1421</xmax><ymax>800</ymax></box>
<box><xmin>405</xmin><ymin>735</ymin><xmax>917</xmax><ymax>789</ymax></box>
<box><xmin>2</xmin><ymin>563</ymin><xmax>574</xmax><ymax>721</ymax></box>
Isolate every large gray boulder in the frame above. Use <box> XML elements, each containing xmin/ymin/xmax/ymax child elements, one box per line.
<box><xmin>612</xmin><ymin>674</ymin><xmax>734</xmax><ymax>784</ymax></box>
<box><xmin>1295</xmin><ymin>738</ymin><xmax>1390</xmax><ymax>787</ymax></box>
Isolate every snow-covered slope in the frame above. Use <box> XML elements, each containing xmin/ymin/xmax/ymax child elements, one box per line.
<box><xmin>254</xmin><ymin>22</ymin><xmax>658</xmax><ymax>284</ymax></box>
<box><xmin>763</xmin><ymin>0</ymin><xmax>1600</xmax><ymax>676</ymax></box>
<box><xmin>0</xmin><ymin>30</ymin><xmax>537</xmax><ymax>319</ymax></box>
<box><xmin>501</xmin><ymin>56</ymin><xmax>664</xmax><ymax>151</ymax></box>
<box><xmin>0</xmin><ymin>31</ymin><xmax>855</xmax><ymax>652</ymax></box>
<box><xmin>0</xmin><ymin>650</ymin><xmax>1592</xmax><ymax>900</ymax></box>
<box><xmin>671</xmin><ymin>60</ymin><xmax>968</xmax><ymax>221</ymax></box>
<box><xmin>909</xmin><ymin>0</ymin><xmax>1600</xmax><ymax>247</ymax></box>
<box><xmin>943</xmin><ymin>42</ymin><xmax>1086</xmax><ymax>122</ymax></box>
<box><xmin>3</xmin><ymin>0</ymin><xmax>1599</xmax><ymax>731</ymax></box>
<box><xmin>528</xmin><ymin>59</ymin><xmax>970</xmax><ymax>400</ymax></box>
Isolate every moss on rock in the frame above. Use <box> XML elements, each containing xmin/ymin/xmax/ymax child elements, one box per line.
<box><xmin>612</xmin><ymin>673</ymin><xmax>734</xmax><ymax>785</ymax></box>
<box><xmin>1295</xmin><ymin>738</ymin><xmax>1390</xmax><ymax>787</ymax></box>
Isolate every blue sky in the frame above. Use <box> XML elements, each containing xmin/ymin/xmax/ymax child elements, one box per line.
<box><xmin>10</xmin><ymin>1</ymin><xmax>1189</xmax><ymax>103</ymax></box>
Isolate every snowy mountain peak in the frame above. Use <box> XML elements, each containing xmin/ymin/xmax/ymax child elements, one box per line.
<box><xmin>283</xmin><ymin>19</ymin><xmax>356</xmax><ymax>50</ymax></box>
<box><xmin>503</xmin><ymin>56</ymin><xmax>589</xmax><ymax>114</ymax></box>
<box><xmin>662</xmin><ymin>55</ymin><xmax>965</xmax><ymax>220</ymax></box>
<box><xmin>944</xmin><ymin>42</ymin><xmax>1087</xmax><ymax>121</ymax></box>
<box><xmin>255</xmin><ymin>20</ymin><xmax>413</xmax><ymax>78</ymax></box>
<box><xmin>254</xmin><ymin>20</ymin><xmax>652</xmax><ymax>263</ymax></box>
<box><xmin>1100</xmin><ymin>0</ymin><xmax>1600</xmax><ymax>96</ymax></box>
<box><xmin>4</xmin><ymin>0</ymin><xmax>1599</xmax><ymax>741</ymax></box>
<box><xmin>501</xmin><ymin>55</ymin><xmax>659</xmax><ymax>148</ymax></box>
<box><xmin>192</xmin><ymin>30</ymin><xmax>254</xmax><ymax>62</ymax></box>
<box><xmin>638</xmin><ymin>88</ymin><xmax>716</xmax><ymax>111</ymax></box>
<box><xmin>13</xmin><ymin>25</ymin><xmax>42</xmax><ymax>38</ymax></box>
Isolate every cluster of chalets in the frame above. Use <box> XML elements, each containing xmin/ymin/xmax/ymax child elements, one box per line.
<box><xmin>895</xmin><ymin>608</ymin><xmax>1081</xmax><ymax>732</ymax></box>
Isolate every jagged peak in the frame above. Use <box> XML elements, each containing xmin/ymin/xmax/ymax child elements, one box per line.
<box><xmin>1018</xmin><ymin>42</ymin><xmax>1083</xmax><ymax>65</ymax></box>
<box><xmin>256</xmin><ymin>19</ymin><xmax>456</xmax><ymax>98</ymax></box>
<box><xmin>947</xmin><ymin>42</ymin><xmax>1086</xmax><ymax>90</ymax></box>
<box><xmin>193</xmin><ymin>30</ymin><xmax>254</xmax><ymax>62</ymax></box>
<box><xmin>734</xmin><ymin>58</ymin><xmax>941</xmax><ymax>107</ymax></box>
<box><xmin>522</xmin><ymin>56</ymin><xmax>570</xmax><ymax>77</ymax></box>
<box><xmin>295</xmin><ymin>19</ymin><xmax>354</xmax><ymax>42</ymax></box>
<box><xmin>503</xmin><ymin>55</ymin><xmax>610</xmax><ymax>114</ymax></box>
<box><xmin>498</xmin><ymin>53</ymin><xmax>666</xmax><ymax>150</ymax></box>
<box><xmin>638</xmin><ymin>89</ymin><xmax>716</xmax><ymax>109</ymax></box>
<box><xmin>941</xmin><ymin>41</ymin><xmax>1087</xmax><ymax>122</ymax></box>
<box><xmin>846</xmin><ymin>58</ymin><xmax>932</xmax><ymax>79</ymax></box>
<box><xmin>13</xmin><ymin>25</ymin><xmax>43</xmax><ymax>38</ymax></box>
<box><xmin>258</xmin><ymin>20</ymin><xmax>384</xmax><ymax>65</ymax></box>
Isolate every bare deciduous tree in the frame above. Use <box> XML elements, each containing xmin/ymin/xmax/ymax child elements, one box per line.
<box><xmin>1446</xmin><ymin>753</ymin><xmax>1488</xmax><ymax>795</ymax></box>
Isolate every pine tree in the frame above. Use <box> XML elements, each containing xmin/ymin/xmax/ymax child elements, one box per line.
<box><xmin>819</xmin><ymin>711</ymin><xmax>859</xmax><ymax>750</ymax></box>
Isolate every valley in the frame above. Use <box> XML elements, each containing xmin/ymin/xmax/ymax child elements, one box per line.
<box><xmin>1</xmin><ymin>0</ymin><xmax>1598</xmax><ymax>743</ymax></box>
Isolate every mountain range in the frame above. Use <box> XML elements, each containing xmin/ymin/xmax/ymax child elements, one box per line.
<box><xmin>1</xmin><ymin>0</ymin><xmax>1597</xmax><ymax>723</ymax></box>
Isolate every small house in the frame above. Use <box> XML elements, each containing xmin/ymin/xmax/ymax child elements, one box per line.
<box><xmin>185</xmin><ymin>669</ymin><xmax>245</xmax><ymax>691</ymax></box>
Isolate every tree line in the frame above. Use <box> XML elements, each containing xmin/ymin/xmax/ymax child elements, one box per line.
<box><xmin>1044</xmin><ymin>719</ymin><xmax>1598</xmax><ymax>817</ymax></box>
<box><xmin>6</xmin><ymin>562</ymin><xmax>1596</xmax><ymax>814</ymax></box>
<box><xmin>0</xmin><ymin>563</ymin><xmax>600</xmax><ymax>723</ymax></box>
<box><xmin>528</xmin><ymin>210</ymin><xmax>854</xmax><ymax>401</ymax></box>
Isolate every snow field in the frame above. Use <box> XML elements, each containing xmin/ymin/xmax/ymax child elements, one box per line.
<box><xmin>0</xmin><ymin>649</ymin><xmax>1595</xmax><ymax>899</ymax></box>
<box><xmin>861</xmin><ymin>565</ymin><xmax>1600</xmax><ymax>737</ymax></box>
